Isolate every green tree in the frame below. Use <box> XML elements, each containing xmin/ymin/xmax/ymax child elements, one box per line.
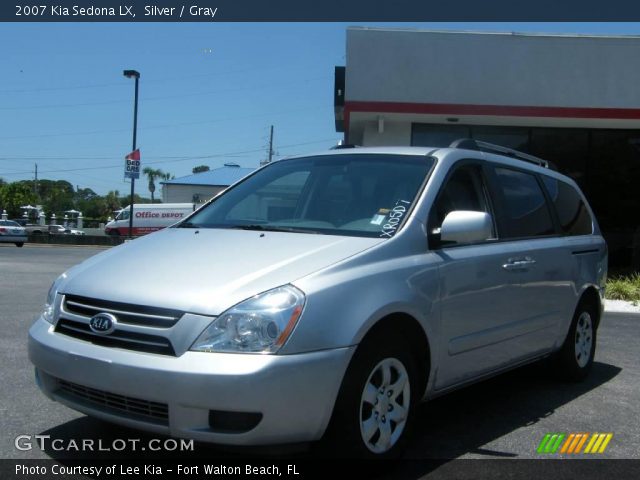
<box><xmin>44</xmin><ymin>181</ymin><xmax>74</xmax><ymax>216</ymax></box>
<box><xmin>80</xmin><ymin>196</ymin><xmax>108</xmax><ymax>219</ymax></box>
<box><xmin>75</xmin><ymin>187</ymin><xmax>98</xmax><ymax>203</ymax></box>
<box><xmin>74</xmin><ymin>188</ymin><xmax>105</xmax><ymax>219</ymax></box>
<box><xmin>192</xmin><ymin>165</ymin><xmax>210</xmax><ymax>174</ymax></box>
<box><xmin>142</xmin><ymin>167</ymin><xmax>171</xmax><ymax>203</ymax></box>
<box><xmin>0</xmin><ymin>182</ymin><xmax>37</xmax><ymax>218</ymax></box>
<box><xmin>105</xmin><ymin>190</ymin><xmax>121</xmax><ymax>213</ymax></box>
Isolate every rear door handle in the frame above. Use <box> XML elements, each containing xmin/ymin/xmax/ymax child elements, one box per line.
<box><xmin>502</xmin><ymin>257</ymin><xmax>536</xmax><ymax>270</ymax></box>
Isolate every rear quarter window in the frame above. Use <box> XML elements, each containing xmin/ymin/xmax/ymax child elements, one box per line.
<box><xmin>541</xmin><ymin>176</ymin><xmax>593</xmax><ymax>236</ymax></box>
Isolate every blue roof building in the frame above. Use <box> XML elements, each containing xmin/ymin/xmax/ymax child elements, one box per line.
<box><xmin>160</xmin><ymin>163</ymin><xmax>257</xmax><ymax>204</ymax></box>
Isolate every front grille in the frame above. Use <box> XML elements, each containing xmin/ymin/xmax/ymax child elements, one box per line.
<box><xmin>63</xmin><ymin>295</ymin><xmax>182</xmax><ymax>328</ymax></box>
<box><xmin>55</xmin><ymin>318</ymin><xmax>175</xmax><ymax>356</ymax></box>
<box><xmin>57</xmin><ymin>379</ymin><xmax>168</xmax><ymax>425</ymax></box>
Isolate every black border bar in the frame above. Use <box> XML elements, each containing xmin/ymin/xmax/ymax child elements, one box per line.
<box><xmin>4</xmin><ymin>0</ymin><xmax>640</xmax><ymax>22</ymax></box>
<box><xmin>2</xmin><ymin>459</ymin><xmax>640</xmax><ymax>480</ymax></box>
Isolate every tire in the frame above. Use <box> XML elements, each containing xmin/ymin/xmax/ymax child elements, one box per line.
<box><xmin>553</xmin><ymin>301</ymin><xmax>598</xmax><ymax>382</ymax></box>
<box><xmin>108</xmin><ymin>230</ymin><xmax>120</xmax><ymax>237</ymax></box>
<box><xmin>322</xmin><ymin>329</ymin><xmax>420</xmax><ymax>458</ymax></box>
<box><xmin>15</xmin><ymin>242</ymin><xmax>24</xmax><ymax>248</ymax></box>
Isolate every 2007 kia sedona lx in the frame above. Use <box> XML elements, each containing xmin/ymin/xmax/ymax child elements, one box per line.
<box><xmin>29</xmin><ymin>140</ymin><xmax>607</xmax><ymax>457</ymax></box>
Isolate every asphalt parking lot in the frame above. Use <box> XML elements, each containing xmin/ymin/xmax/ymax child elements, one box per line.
<box><xmin>1</xmin><ymin>244</ymin><xmax>639</xmax><ymax>472</ymax></box>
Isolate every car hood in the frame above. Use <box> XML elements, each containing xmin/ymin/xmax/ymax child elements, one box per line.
<box><xmin>60</xmin><ymin>228</ymin><xmax>383</xmax><ymax>316</ymax></box>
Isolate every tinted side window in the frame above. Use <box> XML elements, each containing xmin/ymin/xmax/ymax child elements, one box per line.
<box><xmin>542</xmin><ymin>176</ymin><xmax>593</xmax><ymax>236</ymax></box>
<box><xmin>493</xmin><ymin>167</ymin><xmax>554</xmax><ymax>238</ymax></box>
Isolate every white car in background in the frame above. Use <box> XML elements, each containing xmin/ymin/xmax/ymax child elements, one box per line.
<box><xmin>0</xmin><ymin>220</ymin><xmax>28</xmax><ymax>247</ymax></box>
<box><xmin>48</xmin><ymin>225</ymin><xmax>85</xmax><ymax>236</ymax></box>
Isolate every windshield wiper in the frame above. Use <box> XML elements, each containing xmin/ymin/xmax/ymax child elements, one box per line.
<box><xmin>229</xmin><ymin>224</ymin><xmax>322</xmax><ymax>234</ymax></box>
<box><xmin>178</xmin><ymin>221</ymin><xmax>200</xmax><ymax>228</ymax></box>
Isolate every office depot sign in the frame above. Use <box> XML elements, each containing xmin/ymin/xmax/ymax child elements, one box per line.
<box><xmin>105</xmin><ymin>203</ymin><xmax>197</xmax><ymax>237</ymax></box>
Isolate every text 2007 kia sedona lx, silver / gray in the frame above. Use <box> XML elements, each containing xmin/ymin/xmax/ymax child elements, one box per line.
<box><xmin>29</xmin><ymin>140</ymin><xmax>607</xmax><ymax>457</ymax></box>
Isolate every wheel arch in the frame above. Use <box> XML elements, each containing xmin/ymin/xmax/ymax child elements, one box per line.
<box><xmin>577</xmin><ymin>285</ymin><xmax>603</xmax><ymax>329</ymax></box>
<box><xmin>354</xmin><ymin>312</ymin><xmax>431</xmax><ymax>401</ymax></box>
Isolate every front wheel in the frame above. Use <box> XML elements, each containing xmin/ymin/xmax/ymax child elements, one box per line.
<box><xmin>15</xmin><ymin>242</ymin><xmax>24</xmax><ymax>247</ymax></box>
<box><xmin>553</xmin><ymin>301</ymin><xmax>597</xmax><ymax>381</ymax></box>
<box><xmin>359</xmin><ymin>357</ymin><xmax>412</xmax><ymax>454</ymax></box>
<box><xmin>323</xmin><ymin>330</ymin><xmax>419</xmax><ymax>458</ymax></box>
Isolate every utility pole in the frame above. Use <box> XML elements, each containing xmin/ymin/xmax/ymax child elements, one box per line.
<box><xmin>34</xmin><ymin>163</ymin><xmax>38</xmax><ymax>197</ymax></box>
<box><xmin>261</xmin><ymin>125</ymin><xmax>274</xmax><ymax>166</ymax></box>
<box><xmin>268</xmin><ymin>125</ymin><xmax>274</xmax><ymax>164</ymax></box>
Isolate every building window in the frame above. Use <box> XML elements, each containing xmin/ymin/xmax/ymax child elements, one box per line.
<box><xmin>530</xmin><ymin>128</ymin><xmax>588</xmax><ymax>186</ymax></box>
<box><xmin>412</xmin><ymin>124</ymin><xmax>470</xmax><ymax>147</ymax></box>
<box><xmin>471</xmin><ymin>126</ymin><xmax>529</xmax><ymax>151</ymax></box>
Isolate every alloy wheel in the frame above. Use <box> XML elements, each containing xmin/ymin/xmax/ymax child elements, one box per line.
<box><xmin>359</xmin><ymin>358</ymin><xmax>410</xmax><ymax>454</ymax></box>
<box><xmin>574</xmin><ymin>312</ymin><xmax>593</xmax><ymax>368</ymax></box>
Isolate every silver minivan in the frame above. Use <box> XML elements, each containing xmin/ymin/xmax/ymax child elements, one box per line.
<box><xmin>29</xmin><ymin>141</ymin><xmax>607</xmax><ymax>457</ymax></box>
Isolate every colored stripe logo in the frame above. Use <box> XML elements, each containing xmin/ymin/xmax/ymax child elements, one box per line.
<box><xmin>537</xmin><ymin>433</ymin><xmax>613</xmax><ymax>454</ymax></box>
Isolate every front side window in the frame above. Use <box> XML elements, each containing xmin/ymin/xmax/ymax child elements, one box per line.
<box><xmin>493</xmin><ymin>167</ymin><xmax>554</xmax><ymax>238</ymax></box>
<box><xmin>180</xmin><ymin>154</ymin><xmax>435</xmax><ymax>238</ymax></box>
<box><xmin>429</xmin><ymin>164</ymin><xmax>493</xmax><ymax>236</ymax></box>
<box><xmin>116</xmin><ymin>210</ymin><xmax>130</xmax><ymax>221</ymax></box>
<box><xmin>542</xmin><ymin>176</ymin><xmax>593</xmax><ymax>236</ymax></box>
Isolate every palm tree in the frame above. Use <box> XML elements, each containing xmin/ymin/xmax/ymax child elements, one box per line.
<box><xmin>142</xmin><ymin>168</ymin><xmax>171</xmax><ymax>202</ymax></box>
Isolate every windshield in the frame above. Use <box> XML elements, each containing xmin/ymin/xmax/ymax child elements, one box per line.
<box><xmin>115</xmin><ymin>210</ymin><xmax>130</xmax><ymax>221</ymax></box>
<box><xmin>180</xmin><ymin>154</ymin><xmax>435</xmax><ymax>238</ymax></box>
<box><xmin>0</xmin><ymin>220</ymin><xmax>20</xmax><ymax>227</ymax></box>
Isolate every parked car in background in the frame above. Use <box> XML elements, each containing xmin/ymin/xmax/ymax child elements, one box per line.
<box><xmin>10</xmin><ymin>220</ymin><xmax>47</xmax><ymax>236</ymax></box>
<box><xmin>0</xmin><ymin>220</ymin><xmax>28</xmax><ymax>247</ymax></box>
<box><xmin>48</xmin><ymin>225</ymin><xmax>85</xmax><ymax>236</ymax></box>
<box><xmin>29</xmin><ymin>141</ymin><xmax>607</xmax><ymax>458</ymax></box>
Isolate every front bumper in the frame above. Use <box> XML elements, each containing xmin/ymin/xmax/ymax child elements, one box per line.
<box><xmin>29</xmin><ymin>317</ymin><xmax>354</xmax><ymax>445</ymax></box>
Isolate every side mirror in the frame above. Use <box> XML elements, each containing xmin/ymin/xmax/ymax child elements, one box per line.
<box><xmin>440</xmin><ymin>210</ymin><xmax>493</xmax><ymax>245</ymax></box>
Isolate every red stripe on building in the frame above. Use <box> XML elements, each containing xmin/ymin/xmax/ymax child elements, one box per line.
<box><xmin>344</xmin><ymin>101</ymin><xmax>640</xmax><ymax>120</ymax></box>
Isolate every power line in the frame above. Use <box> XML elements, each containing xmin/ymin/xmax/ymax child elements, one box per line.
<box><xmin>0</xmin><ymin>138</ymin><xmax>339</xmax><ymax>177</ymax></box>
<box><xmin>0</xmin><ymin>65</ymin><xmax>323</xmax><ymax>95</ymax></box>
<box><xmin>0</xmin><ymin>105</ymin><xmax>332</xmax><ymax>140</ymax></box>
<box><xmin>0</xmin><ymin>76</ymin><xmax>330</xmax><ymax>111</ymax></box>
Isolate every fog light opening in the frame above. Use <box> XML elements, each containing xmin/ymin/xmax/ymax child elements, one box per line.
<box><xmin>208</xmin><ymin>410</ymin><xmax>263</xmax><ymax>434</ymax></box>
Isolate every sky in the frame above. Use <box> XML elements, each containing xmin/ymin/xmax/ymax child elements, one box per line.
<box><xmin>1</xmin><ymin>22</ymin><xmax>640</xmax><ymax>197</ymax></box>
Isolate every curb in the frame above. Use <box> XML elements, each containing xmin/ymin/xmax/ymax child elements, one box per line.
<box><xmin>604</xmin><ymin>299</ymin><xmax>640</xmax><ymax>314</ymax></box>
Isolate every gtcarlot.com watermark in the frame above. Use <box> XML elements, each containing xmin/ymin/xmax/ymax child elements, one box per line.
<box><xmin>15</xmin><ymin>434</ymin><xmax>194</xmax><ymax>452</ymax></box>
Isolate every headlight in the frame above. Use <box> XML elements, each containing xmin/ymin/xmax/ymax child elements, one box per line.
<box><xmin>190</xmin><ymin>285</ymin><xmax>305</xmax><ymax>354</ymax></box>
<box><xmin>42</xmin><ymin>275</ymin><xmax>64</xmax><ymax>324</ymax></box>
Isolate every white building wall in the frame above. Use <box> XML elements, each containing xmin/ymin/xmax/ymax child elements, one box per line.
<box><xmin>162</xmin><ymin>185</ymin><xmax>225</xmax><ymax>204</ymax></box>
<box><xmin>346</xmin><ymin>28</ymin><xmax>640</xmax><ymax>109</ymax></box>
<box><xmin>359</xmin><ymin>120</ymin><xmax>412</xmax><ymax>146</ymax></box>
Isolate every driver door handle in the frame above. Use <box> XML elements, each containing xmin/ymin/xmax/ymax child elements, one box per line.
<box><xmin>502</xmin><ymin>257</ymin><xmax>536</xmax><ymax>270</ymax></box>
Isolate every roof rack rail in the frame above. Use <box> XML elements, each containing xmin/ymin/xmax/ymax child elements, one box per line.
<box><xmin>449</xmin><ymin>138</ymin><xmax>550</xmax><ymax>169</ymax></box>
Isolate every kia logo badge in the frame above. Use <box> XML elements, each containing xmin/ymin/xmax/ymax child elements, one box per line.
<box><xmin>89</xmin><ymin>313</ymin><xmax>117</xmax><ymax>335</ymax></box>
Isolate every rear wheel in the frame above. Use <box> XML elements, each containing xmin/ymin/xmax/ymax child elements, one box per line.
<box><xmin>15</xmin><ymin>242</ymin><xmax>24</xmax><ymax>248</ymax></box>
<box><xmin>323</xmin><ymin>330</ymin><xmax>420</xmax><ymax>458</ymax></box>
<box><xmin>553</xmin><ymin>301</ymin><xmax>597</xmax><ymax>381</ymax></box>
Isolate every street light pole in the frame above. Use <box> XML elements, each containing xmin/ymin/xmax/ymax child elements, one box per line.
<box><xmin>123</xmin><ymin>69</ymin><xmax>140</xmax><ymax>239</ymax></box>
